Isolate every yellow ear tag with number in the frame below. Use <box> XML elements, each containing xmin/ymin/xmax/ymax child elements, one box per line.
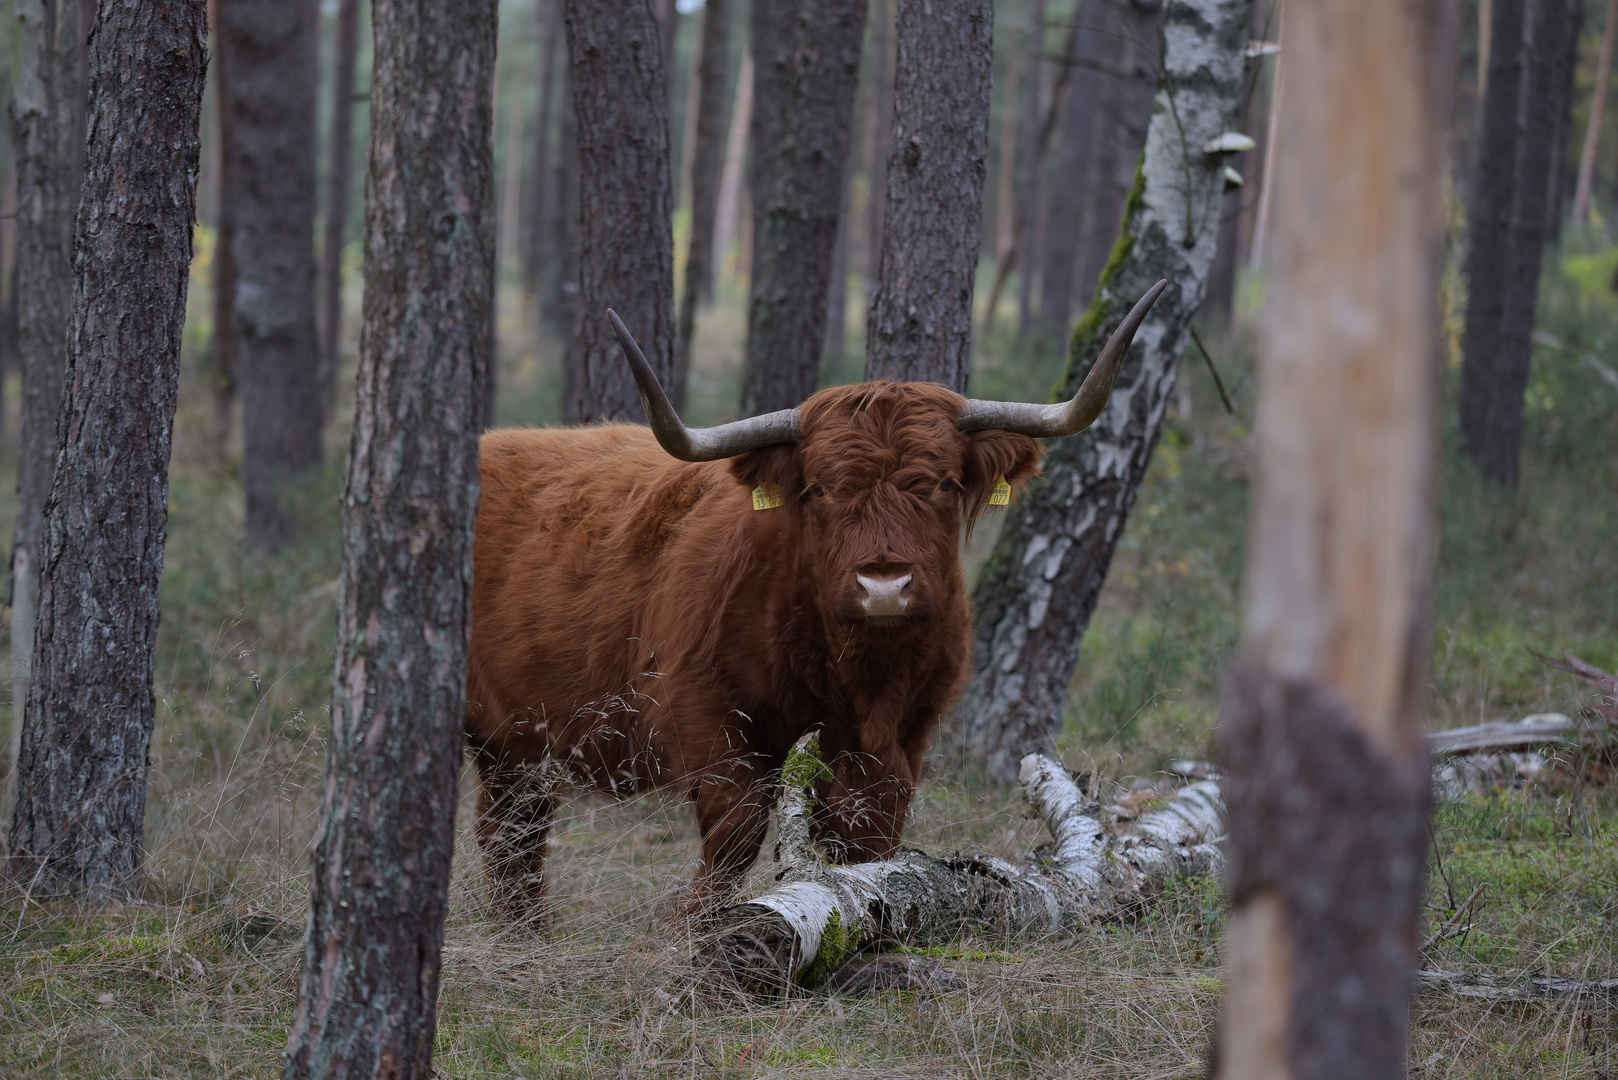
<box><xmin>752</xmin><ymin>485</ymin><xmax>783</xmax><ymax>510</ymax></box>
<box><xmin>989</xmin><ymin>476</ymin><xmax>1012</xmax><ymax>506</ymax></box>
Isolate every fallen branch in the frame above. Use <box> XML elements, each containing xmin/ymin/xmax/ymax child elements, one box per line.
<box><xmin>1417</xmin><ymin>967</ymin><xmax>1618</xmax><ymax>1003</ymax></box>
<box><xmin>697</xmin><ymin>735</ymin><xmax>1224</xmax><ymax>997</ymax></box>
<box><xmin>1426</xmin><ymin>714</ymin><xmax>1580</xmax><ymax>756</ymax></box>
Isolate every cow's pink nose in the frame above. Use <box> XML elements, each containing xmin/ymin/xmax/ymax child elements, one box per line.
<box><xmin>856</xmin><ymin>572</ymin><xmax>913</xmax><ymax>617</ymax></box>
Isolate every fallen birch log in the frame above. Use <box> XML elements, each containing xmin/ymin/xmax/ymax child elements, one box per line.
<box><xmin>697</xmin><ymin>736</ymin><xmax>1225</xmax><ymax>996</ymax></box>
<box><xmin>1425</xmin><ymin>713</ymin><xmax>1582</xmax><ymax>756</ymax></box>
<box><xmin>1417</xmin><ymin>967</ymin><xmax>1618</xmax><ymax>1003</ymax></box>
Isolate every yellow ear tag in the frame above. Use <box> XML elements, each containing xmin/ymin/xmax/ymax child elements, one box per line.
<box><xmin>752</xmin><ymin>485</ymin><xmax>783</xmax><ymax>510</ymax></box>
<box><xmin>989</xmin><ymin>476</ymin><xmax>1012</xmax><ymax>506</ymax></box>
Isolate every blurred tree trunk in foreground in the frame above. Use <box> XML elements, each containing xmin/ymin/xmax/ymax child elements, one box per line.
<box><xmin>1459</xmin><ymin>0</ymin><xmax>1578</xmax><ymax>488</ymax></box>
<box><xmin>318</xmin><ymin>0</ymin><xmax>362</xmax><ymax>424</ymax></box>
<box><xmin>740</xmin><ymin>0</ymin><xmax>868</xmax><ymax>416</ymax></box>
<box><xmin>964</xmin><ymin>0</ymin><xmax>1253</xmax><ymax>785</ymax></box>
<box><xmin>5</xmin><ymin>0</ymin><xmax>89</xmax><ymax>818</ymax></box>
<box><xmin>7</xmin><ymin>0</ymin><xmax>206</xmax><ymax>897</ymax></box>
<box><xmin>675</xmin><ymin>0</ymin><xmax>734</xmax><ymax>399</ymax></box>
<box><xmin>221</xmin><ymin>0</ymin><xmax>324</xmax><ymax>551</ymax></box>
<box><xmin>863</xmin><ymin>0</ymin><xmax>992</xmax><ymax>390</ymax></box>
<box><xmin>281</xmin><ymin>0</ymin><xmax>492</xmax><ymax>1075</ymax></box>
<box><xmin>562</xmin><ymin>0</ymin><xmax>675</xmax><ymax>422</ymax></box>
<box><xmin>1213</xmin><ymin>0</ymin><xmax>1454</xmax><ymax>1074</ymax></box>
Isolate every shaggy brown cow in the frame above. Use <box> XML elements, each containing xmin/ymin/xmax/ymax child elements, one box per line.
<box><xmin>466</xmin><ymin>283</ymin><xmax>1167</xmax><ymax>920</ymax></box>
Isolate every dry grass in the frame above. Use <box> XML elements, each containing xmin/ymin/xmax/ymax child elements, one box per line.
<box><xmin>0</xmin><ymin>256</ymin><xmax>1615</xmax><ymax>1077</ymax></box>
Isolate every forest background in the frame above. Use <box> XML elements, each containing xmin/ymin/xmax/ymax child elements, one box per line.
<box><xmin>0</xmin><ymin>0</ymin><xmax>1612</xmax><ymax>1076</ymax></box>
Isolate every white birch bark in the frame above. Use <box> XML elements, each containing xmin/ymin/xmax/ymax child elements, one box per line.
<box><xmin>699</xmin><ymin>735</ymin><xmax>1226</xmax><ymax>995</ymax></box>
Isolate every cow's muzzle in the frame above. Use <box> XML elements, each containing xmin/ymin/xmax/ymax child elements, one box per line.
<box><xmin>856</xmin><ymin>571</ymin><xmax>913</xmax><ymax>617</ymax></box>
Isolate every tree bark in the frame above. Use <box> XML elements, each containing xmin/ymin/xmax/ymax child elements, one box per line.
<box><xmin>862</xmin><ymin>0</ymin><xmax>992</xmax><ymax>391</ymax></box>
<box><xmin>280</xmin><ymin>0</ymin><xmax>493</xmax><ymax>1075</ymax></box>
<box><xmin>739</xmin><ymin>0</ymin><xmax>868</xmax><ymax>416</ymax></box>
<box><xmin>318</xmin><ymin>0</ymin><xmax>361</xmax><ymax>424</ymax></box>
<box><xmin>674</xmin><ymin>0</ymin><xmax>734</xmax><ymax>399</ymax></box>
<box><xmin>963</xmin><ymin>0</ymin><xmax>1252</xmax><ymax>786</ymax></box>
<box><xmin>1072</xmin><ymin>0</ymin><xmax>1165</xmax><ymax>318</ymax></box>
<box><xmin>5</xmin><ymin>0</ymin><xmax>90</xmax><ymax>820</ymax></box>
<box><xmin>1212</xmin><ymin>0</ymin><xmax>1454</xmax><ymax>1074</ymax></box>
<box><xmin>1572</xmin><ymin>0</ymin><xmax>1617</xmax><ymax>223</ymax></box>
<box><xmin>6</xmin><ymin>0</ymin><xmax>207</xmax><ymax>898</ymax></box>
<box><xmin>523</xmin><ymin>0</ymin><xmax>562</xmax><ymax>301</ymax></box>
<box><xmin>700</xmin><ymin>736</ymin><xmax>1225</xmax><ymax>996</ymax></box>
<box><xmin>562</xmin><ymin>0</ymin><xmax>676</xmax><ymax>423</ymax></box>
<box><xmin>1014</xmin><ymin>0</ymin><xmax>1050</xmax><ymax>337</ymax></box>
<box><xmin>862</xmin><ymin>0</ymin><xmax>895</xmax><ymax>305</ymax></box>
<box><xmin>1459</xmin><ymin>0</ymin><xmax>1578</xmax><ymax>488</ymax></box>
<box><xmin>222</xmin><ymin>0</ymin><xmax>324</xmax><ymax>552</ymax></box>
<box><xmin>212</xmin><ymin>8</ymin><xmax>238</xmax><ymax>443</ymax></box>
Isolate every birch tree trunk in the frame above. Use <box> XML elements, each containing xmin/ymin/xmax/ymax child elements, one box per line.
<box><xmin>318</xmin><ymin>0</ymin><xmax>361</xmax><ymax>422</ymax></box>
<box><xmin>562</xmin><ymin>0</ymin><xmax>675</xmax><ymax>422</ymax></box>
<box><xmin>739</xmin><ymin>0</ymin><xmax>868</xmax><ymax>416</ymax></box>
<box><xmin>5</xmin><ymin>0</ymin><xmax>89</xmax><ymax>820</ymax></box>
<box><xmin>222</xmin><ymin>0</ymin><xmax>324</xmax><ymax>551</ymax></box>
<box><xmin>964</xmin><ymin>0</ymin><xmax>1253</xmax><ymax>785</ymax></box>
<box><xmin>1459</xmin><ymin>0</ymin><xmax>1577</xmax><ymax>488</ymax></box>
<box><xmin>674</xmin><ymin>0</ymin><xmax>733</xmax><ymax>396</ymax></box>
<box><xmin>863</xmin><ymin>0</ymin><xmax>992</xmax><ymax>391</ymax></box>
<box><xmin>6</xmin><ymin>0</ymin><xmax>206</xmax><ymax>898</ymax></box>
<box><xmin>281</xmin><ymin>1</ymin><xmax>493</xmax><ymax>1075</ymax></box>
<box><xmin>1213</xmin><ymin>0</ymin><xmax>1454</xmax><ymax>1075</ymax></box>
<box><xmin>700</xmin><ymin>735</ymin><xmax>1226</xmax><ymax>996</ymax></box>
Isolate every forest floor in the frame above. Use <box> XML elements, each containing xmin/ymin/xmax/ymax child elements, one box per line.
<box><xmin>0</xmin><ymin>249</ymin><xmax>1614</xmax><ymax>1077</ymax></box>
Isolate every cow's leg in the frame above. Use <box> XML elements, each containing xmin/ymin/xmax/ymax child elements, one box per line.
<box><xmin>813</xmin><ymin>741</ymin><xmax>916</xmax><ymax>865</ymax></box>
<box><xmin>684</xmin><ymin>759</ymin><xmax>776</xmax><ymax>919</ymax></box>
<box><xmin>473</xmin><ymin>750</ymin><xmax>558</xmax><ymax>929</ymax></box>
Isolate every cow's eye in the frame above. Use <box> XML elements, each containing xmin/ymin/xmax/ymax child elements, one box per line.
<box><xmin>809</xmin><ymin>483</ymin><xmax>826</xmax><ymax>497</ymax></box>
<box><xmin>939</xmin><ymin>478</ymin><xmax>958</xmax><ymax>493</ymax></box>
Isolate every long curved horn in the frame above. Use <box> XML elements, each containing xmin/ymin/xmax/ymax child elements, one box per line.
<box><xmin>608</xmin><ymin>309</ymin><xmax>803</xmax><ymax>461</ymax></box>
<box><xmin>957</xmin><ymin>279</ymin><xmax>1170</xmax><ymax>436</ymax></box>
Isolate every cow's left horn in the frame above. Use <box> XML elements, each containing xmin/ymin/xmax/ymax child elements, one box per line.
<box><xmin>607</xmin><ymin>310</ymin><xmax>803</xmax><ymax>461</ymax></box>
<box><xmin>957</xmin><ymin>280</ymin><xmax>1169</xmax><ymax>437</ymax></box>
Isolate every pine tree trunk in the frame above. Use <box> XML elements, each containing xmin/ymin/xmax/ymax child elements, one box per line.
<box><xmin>674</xmin><ymin>0</ymin><xmax>734</xmax><ymax>397</ymax></box>
<box><xmin>1212</xmin><ymin>0</ymin><xmax>1453</xmax><ymax>1073</ymax></box>
<box><xmin>711</xmin><ymin>51</ymin><xmax>752</xmax><ymax>284</ymax></box>
<box><xmin>1034</xmin><ymin>11</ymin><xmax>1109</xmax><ymax>337</ymax></box>
<box><xmin>6</xmin><ymin>0</ymin><xmax>207</xmax><ymax>898</ymax></box>
<box><xmin>222</xmin><ymin>0</ymin><xmax>324</xmax><ymax>552</ymax></box>
<box><xmin>1459</xmin><ymin>0</ymin><xmax>1578</xmax><ymax>488</ymax></box>
<box><xmin>213</xmin><ymin>11</ymin><xmax>238</xmax><ymax>444</ymax></box>
<box><xmin>548</xmin><ymin>79</ymin><xmax>580</xmax><ymax>342</ymax></box>
<box><xmin>523</xmin><ymin>0</ymin><xmax>562</xmax><ymax>300</ymax></box>
<box><xmin>562</xmin><ymin>0</ymin><xmax>676</xmax><ymax>423</ymax></box>
<box><xmin>280</xmin><ymin>0</ymin><xmax>493</xmax><ymax>1074</ymax></box>
<box><xmin>963</xmin><ymin>0</ymin><xmax>1253</xmax><ymax>786</ymax></box>
<box><xmin>862</xmin><ymin>0</ymin><xmax>894</xmax><ymax>305</ymax></box>
<box><xmin>318</xmin><ymin>0</ymin><xmax>361</xmax><ymax>424</ymax></box>
<box><xmin>1073</xmin><ymin>0</ymin><xmax>1164</xmax><ymax>313</ymax></box>
<box><xmin>5</xmin><ymin>0</ymin><xmax>89</xmax><ymax>819</ymax></box>
<box><xmin>823</xmin><ymin>155</ymin><xmax>855</xmax><ymax>378</ymax></box>
<box><xmin>863</xmin><ymin>0</ymin><xmax>992</xmax><ymax>390</ymax></box>
<box><xmin>739</xmin><ymin>0</ymin><xmax>868</xmax><ymax>416</ymax></box>
<box><xmin>1014</xmin><ymin>0</ymin><xmax>1050</xmax><ymax>338</ymax></box>
<box><xmin>1572</xmin><ymin>0</ymin><xmax>1617</xmax><ymax>223</ymax></box>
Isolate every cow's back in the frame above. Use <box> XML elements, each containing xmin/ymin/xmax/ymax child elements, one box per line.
<box><xmin>467</xmin><ymin>425</ymin><xmax>747</xmax><ymax>775</ymax></box>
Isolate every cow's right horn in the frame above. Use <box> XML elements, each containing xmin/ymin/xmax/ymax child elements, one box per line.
<box><xmin>956</xmin><ymin>280</ymin><xmax>1169</xmax><ymax>437</ymax></box>
<box><xmin>608</xmin><ymin>310</ymin><xmax>803</xmax><ymax>461</ymax></box>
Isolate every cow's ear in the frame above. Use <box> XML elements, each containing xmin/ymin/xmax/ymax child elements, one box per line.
<box><xmin>961</xmin><ymin>430</ymin><xmax>1041</xmax><ymax>532</ymax></box>
<box><xmin>730</xmin><ymin>443</ymin><xmax>803</xmax><ymax>504</ymax></box>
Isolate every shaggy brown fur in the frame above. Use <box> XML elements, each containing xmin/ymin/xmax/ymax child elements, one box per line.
<box><xmin>466</xmin><ymin>382</ymin><xmax>1040</xmax><ymax>918</ymax></box>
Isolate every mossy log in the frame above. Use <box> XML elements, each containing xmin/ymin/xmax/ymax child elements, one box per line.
<box><xmin>698</xmin><ymin>735</ymin><xmax>1226</xmax><ymax>996</ymax></box>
